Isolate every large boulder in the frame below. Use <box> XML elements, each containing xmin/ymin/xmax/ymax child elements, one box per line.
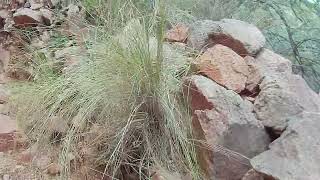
<box><xmin>249</xmin><ymin>49</ymin><xmax>320</xmax><ymax>132</ymax></box>
<box><xmin>185</xmin><ymin>75</ymin><xmax>270</xmax><ymax>180</ymax></box>
<box><xmin>194</xmin><ymin>44</ymin><xmax>249</xmax><ymax>93</ymax></box>
<box><xmin>13</xmin><ymin>8</ymin><xmax>43</xmax><ymax>27</ymax></box>
<box><xmin>251</xmin><ymin>112</ymin><xmax>320</xmax><ymax>180</ymax></box>
<box><xmin>188</xmin><ymin>19</ymin><xmax>266</xmax><ymax>56</ymax></box>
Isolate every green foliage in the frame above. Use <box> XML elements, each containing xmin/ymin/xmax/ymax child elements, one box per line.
<box><xmin>48</xmin><ymin>32</ymin><xmax>71</xmax><ymax>49</ymax></box>
<box><xmin>13</xmin><ymin>0</ymin><xmax>201</xmax><ymax>179</ymax></box>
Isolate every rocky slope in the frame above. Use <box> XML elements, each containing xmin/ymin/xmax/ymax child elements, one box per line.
<box><xmin>1</xmin><ymin>1</ymin><xmax>320</xmax><ymax>180</ymax></box>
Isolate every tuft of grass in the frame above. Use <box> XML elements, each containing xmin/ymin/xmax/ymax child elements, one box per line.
<box><xmin>12</xmin><ymin>0</ymin><xmax>202</xmax><ymax>179</ymax></box>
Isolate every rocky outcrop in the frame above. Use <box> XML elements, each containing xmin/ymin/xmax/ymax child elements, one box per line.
<box><xmin>194</xmin><ymin>44</ymin><xmax>249</xmax><ymax>93</ymax></box>
<box><xmin>247</xmin><ymin>49</ymin><xmax>320</xmax><ymax>133</ymax></box>
<box><xmin>185</xmin><ymin>75</ymin><xmax>270</xmax><ymax>180</ymax></box>
<box><xmin>0</xmin><ymin>46</ymin><xmax>10</xmax><ymax>73</ymax></box>
<box><xmin>188</xmin><ymin>19</ymin><xmax>265</xmax><ymax>56</ymax></box>
<box><xmin>251</xmin><ymin>112</ymin><xmax>320</xmax><ymax>180</ymax></box>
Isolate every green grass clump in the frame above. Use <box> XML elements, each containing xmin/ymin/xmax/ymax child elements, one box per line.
<box><xmin>12</xmin><ymin>0</ymin><xmax>202</xmax><ymax>179</ymax></box>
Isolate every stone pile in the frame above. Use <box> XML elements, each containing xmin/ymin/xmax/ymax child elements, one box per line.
<box><xmin>166</xmin><ymin>19</ymin><xmax>320</xmax><ymax>180</ymax></box>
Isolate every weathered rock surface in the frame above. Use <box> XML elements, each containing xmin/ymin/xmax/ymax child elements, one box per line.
<box><xmin>188</xmin><ymin>19</ymin><xmax>265</xmax><ymax>56</ymax></box>
<box><xmin>241</xmin><ymin>169</ymin><xmax>265</xmax><ymax>180</ymax></box>
<box><xmin>165</xmin><ymin>24</ymin><xmax>189</xmax><ymax>43</ymax></box>
<box><xmin>40</xmin><ymin>8</ymin><xmax>53</xmax><ymax>25</ymax></box>
<box><xmin>194</xmin><ymin>44</ymin><xmax>249</xmax><ymax>93</ymax></box>
<box><xmin>251</xmin><ymin>112</ymin><xmax>320</xmax><ymax>180</ymax></box>
<box><xmin>250</xmin><ymin>49</ymin><xmax>320</xmax><ymax>132</ymax></box>
<box><xmin>0</xmin><ymin>114</ymin><xmax>17</xmax><ymax>152</ymax></box>
<box><xmin>13</xmin><ymin>8</ymin><xmax>43</xmax><ymax>27</ymax></box>
<box><xmin>185</xmin><ymin>75</ymin><xmax>270</xmax><ymax>180</ymax></box>
<box><xmin>29</xmin><ymin>0</ymin><xmax>44</xmax><ymax>8</ymax></box>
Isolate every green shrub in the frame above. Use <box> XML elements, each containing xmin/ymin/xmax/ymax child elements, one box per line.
<box><xmin>12</xmin><ymin>0</ymin><xmax>201</xmax><ymax>179</ymax></box>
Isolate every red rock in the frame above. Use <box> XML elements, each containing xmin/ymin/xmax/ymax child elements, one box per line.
<box><xmin>165</xmin><ymin>24</ymin><xmax>189</xmax><ymax>43</ymax></box>
<box><xmin>0</xmin><ymin>115</ymin><xmax>17</xmax><ymax>152</ymax></box>
<box><xmin>13</xmin><ymin>8</ymin><xmax>43</xmax><ymax>27</ymax></box>
<box><xmin>194</xmin><ymin>44</ymin><xmax>249</xmax><ymax>93</ymax></box>
<box><xmin>185</xmin><ymin>75</ymin><xmax>270</xmax><ymax>180</ymax></box>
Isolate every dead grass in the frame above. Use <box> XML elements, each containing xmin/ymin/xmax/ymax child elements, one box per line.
<box><xmin>11</xmin><ymin>1</ymin><xmax>202</xmax><ymax>179</ymax></box>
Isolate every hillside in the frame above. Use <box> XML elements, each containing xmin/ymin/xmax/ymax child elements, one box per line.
<box><xmin>0</xmin><ymin>0</ymin><xmax>320</xmax><ymax>180</ymax></box>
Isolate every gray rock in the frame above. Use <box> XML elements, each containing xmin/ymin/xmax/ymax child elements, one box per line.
<box><xmin>40</xmin><ymin>8</ymin><xmax>53</xmax><ymax>25</ymax></box>
<box><xmin>67</xmin><ymin>4</ymin><xmax>80</xmax><ymax>18</ymax></box>
<box><xmin>188</xmin><ymin>19</ymin><xmax>266</xmax><ymax>56</ymax></box>
<box><xmin>24</xmin><ymin>2</ymin><xmax>31</xmax><ymax>8</ymax></box>
<box><xmin>29</xmin><ymin>0</ymin><xmax>44</xmax><ymax>10</ymax></box>
<box><xmin>251</xmin><ymin>49</ymin><xmax>320</xmax><ymax>132</ymax></box>
<box><xmin>186</xmin><ymin>75</ymin><xmax>270</xmax><ymax>180</ymax></box>
<box><xmin>47</xmin><ymin>0</ymin><xmax>61</xmax><ymax>9</ymax></box>
<box><xmin>251</xmin><ymin>112</ymin><xmax>320</xmax><ymax>180</ymax></box>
